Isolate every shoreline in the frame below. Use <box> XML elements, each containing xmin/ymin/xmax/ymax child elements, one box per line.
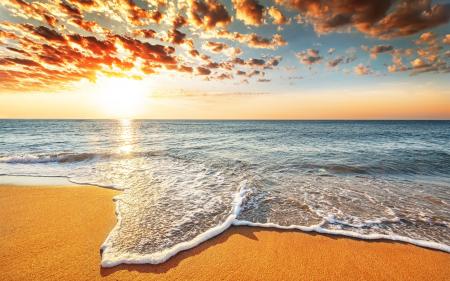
<box><xmin>1</xmin><ymin>184</ymin><xmax>449</xmax><ymax>280</ymax></box>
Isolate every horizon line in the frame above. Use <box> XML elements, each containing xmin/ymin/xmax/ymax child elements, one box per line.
<box><xmin>1</xmin><ymin>118</ymin><xmax>450</xmax><ymax>121</ymax></box>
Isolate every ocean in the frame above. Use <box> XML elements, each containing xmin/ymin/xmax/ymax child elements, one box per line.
<box><xmin>0</xmin><ymin>120</ymin><xmax>449</xmax><ymax>266</ymax></box>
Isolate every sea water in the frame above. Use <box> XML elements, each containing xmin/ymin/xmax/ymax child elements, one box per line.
<box><xmin>0</xmin><ymin>120</ymin><xmax>449</xmax><ymax>266</ymax></box>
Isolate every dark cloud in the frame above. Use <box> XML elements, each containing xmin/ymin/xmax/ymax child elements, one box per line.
<box><xmin>246</xmin><ymin>58</ymin><xmax>266</xmax><ymax>67</ymax></box>
<box><xmin>196</xmin><ymin>66</ymin><xmax>212</xmax><ymax>75</ymax></box>
<box><xmin>30</xmin><ymin>26</ymin><xmax>66</xmax><ymax>43</ymax></box>
<box><xmin>216</xmin><ymin>73</ymin><xmax>233</xmax><ymax>80</ymax></box>
<box><xmin>188</xmin><ymin>0</ymin><xmax>231</xmax><ymax>29</ymax></box>
<box><xmin>247</xmin><ymin>33</ymin><xmax>287</xmax><ymax>49</ymax></box>
<box><xmin>275</xmin><ymin>0</ymin><xmax>450</xmax><ymax>39</ymax></box>
<box><xmin>363</xmin><ymin>44</ymin><xmax>394</xmax><ymax>59</ymax></box>
<box><xmin>214</xmin><ymin>30</ymin><xmax>287</xmax><ymax>49</ymax></box>
<box><xmin>264</xmin><ymin>56</ymin><xmax>282</xmax><ymax>69</ymax></box>
<box><xmin>247</xmin><ymin>70</ymin><xmax>264</xmax><ymax>77</ymax></box>
<box><xmin>121</xmin><ymin>0</ymin><xmax>163</xmax><ymax>25</ymax></box>
<box><xmin>296</xmin><ymin>49</ymin><xmax>322</xmax><ymax>65</ymax></box>
<box><xmin>133</xmin><ymin>29</ymin><xmax>157</xmax><ymax>39</ymax></box>
<box><xmin>168</xmin><ymin>29</ymin><xmax>187</xmax><ymax>44</ymax></box>
<box><xmin>173</xmin><ymin>15</ymin><xmax>187</xmax><ymax>28</ymax></box>
<box><xmin>328</xmin><ymin>57</ymin><xmax>344</xmax><ymax>68</ymax></box>
<box><xmin>204</xmin><ymin>41</ymin><xmax>228</xmax><ymax>53</ymax></box>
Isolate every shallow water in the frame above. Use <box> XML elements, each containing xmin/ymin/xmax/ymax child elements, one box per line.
<box><xmin>1</xmin><ymin>120</ymin><xmax>449</xmax><ymax>265</ymax></box>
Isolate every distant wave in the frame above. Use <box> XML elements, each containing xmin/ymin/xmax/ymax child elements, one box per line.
<box><xmin>0</xmin><ymin>151</ymin><xmax>167</xmax><ymax>164</ymax></box>
<box><xmin>303</xmin><ymin>151</ymin><xmax>450</xmax><ymax>176</ymax></box>
<box><xmin>0</xmin><ymin>153</ymin><xmax>102</xmax><ymax>164</ymax></box>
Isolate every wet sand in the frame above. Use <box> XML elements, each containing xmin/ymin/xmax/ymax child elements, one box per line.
<box><xmin>0</xmin><ymin>184</ymin><xmax>449</xmax><ymax>281</ymax></box>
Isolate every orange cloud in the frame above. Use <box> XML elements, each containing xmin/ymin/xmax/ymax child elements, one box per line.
<box><xmin>187</xmin><ymin>0</ymin><xmax>231</xmax><ymax>30</ymax></box>
<box><xmin>268</xmin><ymin>6</ymin><xmax>289</xmax><ymax>25</ymax></box>
<box><xmin>354</xmin><ymin>64</ymin><xmax>371</xmax><ymax>75</ymax></box>
<box><xmin>232</xmin><ymin>0</ymin><xmax>265</xmax><ymax>26</ymax></box>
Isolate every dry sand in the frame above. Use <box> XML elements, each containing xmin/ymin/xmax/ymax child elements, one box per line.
<box><xmin>0</xmin><ymin>184</ymin><xmax>449</xmax><ymax>281</ymax></box>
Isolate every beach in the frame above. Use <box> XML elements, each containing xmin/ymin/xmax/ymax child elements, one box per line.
<box><xmin>1</xmin><ymin>184</ymin><xmax>449</xmax><ymax>281</ymax></box>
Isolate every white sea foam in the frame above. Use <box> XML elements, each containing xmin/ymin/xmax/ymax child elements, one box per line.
<box><xmin>100</xmin><ymin>179</ymin><xmax>449</xmax><ymax>267</ymax></box>
<box><xmin>100</xmin><ymin>180</ymin><xmax>249</xmax><ymax>267</ymax></box>
<box><xmin>0</xmin><ymin>153</ymin><xmax>100</xmax><ymax>164</ymax></box>
<box><xmin>232</xmin><ymin>220</ymin><xmax>450</xmax><ymax>253</ymax></box>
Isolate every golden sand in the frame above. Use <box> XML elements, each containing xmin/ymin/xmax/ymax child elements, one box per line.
<box><xmin>0</xmin><ymin>184</ymin><xmax>449</xmax><ymax>281</ymax></box>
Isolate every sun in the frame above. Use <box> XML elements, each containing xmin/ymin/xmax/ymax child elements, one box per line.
<box><xmin>93</xmin><ymin>76</ymin><xmax>151</xmax><ymax>119</ymax></box>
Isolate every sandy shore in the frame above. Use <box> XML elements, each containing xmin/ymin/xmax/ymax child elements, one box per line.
<box><xmin>1</xmin><ymin>184</ymin><xmax>449</xmax><ymax>281</ymax></box>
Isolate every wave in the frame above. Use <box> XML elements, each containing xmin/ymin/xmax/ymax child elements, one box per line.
<box><xmin>0</xmin><ymin>153</ymin><xmax>108</xmax><ymax>164</ymax></box>
<box><xmin>100</xmin><ymin>180</ymin><xmax>249</xmax><ymax>267</ymax></box>
<box><xmin>303</xmin><ymin>154</ymin><xmax>450</xmax><ymax>176</ymax></box>
<box><xmin>0</xmin><ymin>151</ymin><xmax>167</xmax><ymax>164</ymax></box>
<box><xmin>99</xmin><ymin>181</ymin><xmax>450</xmax><ymax>267</ymax></box>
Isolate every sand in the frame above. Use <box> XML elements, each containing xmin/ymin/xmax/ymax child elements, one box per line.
<box><xmin>0</xmin><ymin>184</ymin><xmax>449</xmax><ymax>281</ymax></box>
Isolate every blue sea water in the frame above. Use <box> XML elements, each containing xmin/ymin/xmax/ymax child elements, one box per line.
<box><xmin>0</xmin><ymin>120</ymin><xmax>449</xmax><ymax>265</ymax></box>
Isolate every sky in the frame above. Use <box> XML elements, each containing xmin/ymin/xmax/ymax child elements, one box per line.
<box><xmin>0</xmin><ymin>0</ymin><xmax>449</xmax><ymax>119</ymax></box>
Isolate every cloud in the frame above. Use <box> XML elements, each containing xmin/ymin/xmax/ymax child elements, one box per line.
<box><xmin>172</xmin><ymin>15</ymin><xmax>187</xmax><ymax>28</ymax></box>
<box><xmin>203</xmin><ymin>41</ymin><xmax>243</xmax><ymax>57</ymax></box>
<box><xmin>120</xmin><ymin>0</ymin><xmax>163</xmax><ymax>25</ymax></box>
<box><xmin>0</xmin><ymin>22</ymin><xmax>185</xmax><ymax>92</ymax></box>
<box><xmin>212</xmin><ymin>30</ymin><xmax>287</xmax><ymax>49</ymax></box>
<box><xmin>196</xmin><ymin>66</ymin><xmax>212</xmax><ymax>75</ymax></box>
<box><xmin>327</xmin><ymin>57</ymin><xmax>344</xmax><ymax>68</ymax></box>
<box><xmin>249</xmin><ymin>33</ymin><xmax>287</xmax><ymax>49</ymax></box>
<box><xmin>443</xmin><ymin>34</ymin><xmax>450</xmax><ymax>45</ymax></box>
<box><xmin>246</xmin><ymin>58</ymin><xmax>266</xmax><ymax>67</ymax></box>
<box><xmin>187</xmin><ymin>0</ymin><xmax>231</xmax><ymax>30</ymax></box>
<box><xmin>387</xmin><ymin>48</ymin><xmax>414</xmax><ymax>73</ymax></box>
<box><xmin>247</xmin><ymin>70</ymin><xmax>264</xmax><ymax>77</ymax></box>
<box><xmin>1</xmin><ymin>0</ymin><xmax>447</xmax><ymax>93</ymax></box>
<box><xmin>133</xmin><ymin>29</ymin><xmax>157</xmax><ymax>39</ymax></box>
<box><xmin>3</xmin><ymin>0</ymin><xmax>58</xmax><ymax>27</ymax></box>
<box><xmin>354</xmin><ymin>63</ymin><xmax>371</xmax><ymax>75</ymax></box>
<box><xmin>411</xmin><ymin>58</ymin><xmax>429</xmax><ymax>68</ymax></box>
<box><xmin>59</xmin><ymin>1</ymin><xmax>101</xmax><ymax>32</ymax></box>
<box><xmin>442</xmin><ymin>34</ymin><xmax>450</xmax><ymax>45</ymax></box>
<box><xmin>296</xmin><ymin>49</ymin><xmax>322</xmax><ymax>65</ymax></box>
<box><xmin>268</xmin><ymin>6</ymin><xmax>289</xmax><ymax>25</ymax></box>
<box><xmin>167</xmin><ymin>29</ymin><xmax>187</xmax><ymax>44</ymax></box>
<box><xmin>215</xmin><ymin>73</ymin><xmax>233</xmax><ymax>80</ymax></box>
<box><xmin>232</xmin><ymin>0</ymin><xmax>265</xmax><ymax>26</ymax></box>
<box><xmin>416</xmin><ymin>32</ymin><xmax>437</xmax><ymax>44</ymax></box>
<box><xmin>264</xmin><ymin>56</ymin><xmax>282</xmax><ymax>69</ymax></box>
<box><xmin>275</xmin><ymin>0</ymin><xmax>450</xmax><ymax>39</ymax></box>
<box><xmin>363</xmin><ymin>44</ymin><xmax>394</xmax><ymax>59</ymax></box>
<box><xmin>204</xmin><ymin>41</ymin><xmax>228</xmax><ymax>54</ymax></box>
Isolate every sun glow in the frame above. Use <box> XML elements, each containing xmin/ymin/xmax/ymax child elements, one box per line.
<box><xmin>93</xmin><ymin>76</ymin><xmax>151</xmax><ymax>118</ymax></box>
